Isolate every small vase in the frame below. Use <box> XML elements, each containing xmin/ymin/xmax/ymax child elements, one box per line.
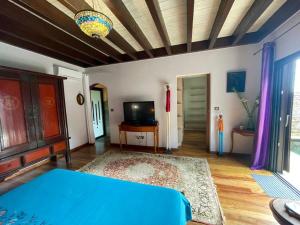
<box><xmin>246</xmin><ymin>117</ymin><xmax>255</xmax><ymax>131</ymax></box>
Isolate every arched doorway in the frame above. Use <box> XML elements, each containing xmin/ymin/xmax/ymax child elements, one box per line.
<box><xmin>90</xmin><ymin>83</ymin><xmax>110</xmax><ymax>146</ymax></box>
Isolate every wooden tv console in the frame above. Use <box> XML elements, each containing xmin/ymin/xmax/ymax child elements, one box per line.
<box><xmin>118</xmin><ymin>122</ymin><xmax>159</xmax><ymax>153</ymax></box>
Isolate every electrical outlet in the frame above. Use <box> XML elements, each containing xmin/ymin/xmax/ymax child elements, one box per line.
<box><xmin>214</xmin><ymin>107</ymin><xmax>219</xmax><ymax>111</ymax></box>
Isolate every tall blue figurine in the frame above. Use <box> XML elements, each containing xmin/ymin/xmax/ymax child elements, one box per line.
<box><xmin>217</xmin><ymin>113</ymin><xmax>224</xmax><ymax>156</ymax></box>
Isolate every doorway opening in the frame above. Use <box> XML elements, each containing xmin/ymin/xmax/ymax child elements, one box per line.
<box><xmin>90</xmin><ymin>84</ymin><xmax>110</xmax><ymax>145</ymax></box>
<box><xmin>177</xmin><ymin>74</ymin><xmax>210</xmax><ymax>151</ymax></box>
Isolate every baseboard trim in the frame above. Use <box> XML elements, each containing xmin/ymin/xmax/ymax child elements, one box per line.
<box><xmin>208</xmin><ymin>151</ymin><xmax>251</xmax><ymax>156</ymax></box>
<box><xmin>70</xmin><ymin>143</ymin><xmax>91</xmax><ymax>152</ymax></box>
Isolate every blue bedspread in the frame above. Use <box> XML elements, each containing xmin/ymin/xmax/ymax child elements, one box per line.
<box><xmin>0</xmin><ymin>169</ymin><xmax>192</xmax><ymax>225</ymax></box>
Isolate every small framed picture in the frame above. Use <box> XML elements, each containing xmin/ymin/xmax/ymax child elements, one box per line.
<box><xmin>227</xmin><ymin>71</ymin><xmax>246</xmax><ymax>92</ymax></box>
<box><xmin>76</xmin><ymin>93</ymin><xmax>85</xmax><ymax>105</ymax></box>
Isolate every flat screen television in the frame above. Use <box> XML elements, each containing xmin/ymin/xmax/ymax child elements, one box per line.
<box><xmin>123</xmin><ymin>101</ymin><xmax>155</xmax><ymax>125</ymax></box>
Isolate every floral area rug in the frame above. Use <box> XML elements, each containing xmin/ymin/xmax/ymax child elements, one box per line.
<box><xmin>79</xmin><ymin>151</ymin><xmax>224</xmax><ymax>225</ymax></box>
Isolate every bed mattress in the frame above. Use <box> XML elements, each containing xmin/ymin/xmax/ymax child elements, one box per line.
<box><xmin>0</xmin><ymin>169</ymin><xmax>191</xmax><ymax>225</ymax></box>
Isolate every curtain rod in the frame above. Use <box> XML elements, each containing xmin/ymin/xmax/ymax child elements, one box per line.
<box><xmin>253</xmin><ymin>20</ymin><xmax>300</xmax><ymax>56</ymax></box>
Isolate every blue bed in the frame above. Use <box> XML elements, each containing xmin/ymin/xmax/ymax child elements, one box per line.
<box><xmin>0</xmin><ymin>169</ymin><xmax>192</xmax><ymax>225</ymax></box>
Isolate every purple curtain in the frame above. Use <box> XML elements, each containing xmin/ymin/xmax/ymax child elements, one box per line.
<box><xmin>251</xmin><ymin>42</ymin><xmax>275</xmax><ymax>170</ymax></box>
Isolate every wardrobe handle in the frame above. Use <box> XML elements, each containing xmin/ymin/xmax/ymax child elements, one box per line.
<box><xmin>285</xmin><ymin>115</ymin><xmax>290</xmax><ymax>127</ymax></box>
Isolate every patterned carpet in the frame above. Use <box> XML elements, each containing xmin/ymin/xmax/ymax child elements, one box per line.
<box><xmin>80</xmin><ymin>151</ymin><xmax>224</xmax><ymax>225</ymax></box>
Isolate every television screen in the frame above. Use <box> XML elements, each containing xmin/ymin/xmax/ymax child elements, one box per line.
<box><xmin>123</xmin><ymin>101</ymin><xmax>155</xmax><ymax>125</ymax></box>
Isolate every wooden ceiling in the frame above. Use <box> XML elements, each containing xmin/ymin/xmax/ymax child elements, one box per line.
<box><xmin>1</xmin><ymin>0</ymin><xmax>299</xmax><ymax>67</ymax></box>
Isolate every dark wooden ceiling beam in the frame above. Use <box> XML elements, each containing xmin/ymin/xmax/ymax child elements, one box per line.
<box><xmin>56</xmin><ymin>0</ymin><xmax>137</xmax><ymax>60</ymax></box>
<box><xmin>12</xmin><ymin>0</ymin><xmax>125</xmax><ymax>63</ymax></box>
<box><xmin>145</xmin><ymin>0</ymin><xmax>171</xmax><ymax>55</ymax></box>
<box><xmin>103</xmin><ymin>0</ymin><xmax>154</xmax><ymax>58</ymax></box>
<box><xmin>208</xmin><ymin>0</ymin><xmax>235</xmax><ymax>49</ymax></box>
<box><xmin>107</xmin><ymin>30</ymin><xmax>137</xmax><ymax>60</ymax></box>
<box><xmin>256</xmin><ymin>0</ymin><xmax>300</xmax><ymax>41</ymax></box>
<box><xmin>232</xmin><ymin>0</ymin><xmax>273</xmax><ymax>45</ymax></box>
<box><xmin>133</xmin><ymin>33</ymin><xmax>258</xmax><ymax>60</ymax></box>
<box><xmin>2</xmin><ymin>1</ymin><xmax>111</xmax><ymax>65</ymax></box>
<box><xmin>0</xmin><ymin>15</ymin><xmax>99</xmax><ymax>67</ymax></box>
<box><xmin>57</xmin><ymin>0</ymin><xmax>86</xmax><ymax>13</ymax></box>
<box><xmin>186</xmin><ymin>0</ymin><xmax>194</xmax><ymax>52</ymax></box>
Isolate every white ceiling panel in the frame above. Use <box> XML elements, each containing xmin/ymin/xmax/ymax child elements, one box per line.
<box><xmin>158</xmin><ymin>0</ymin><xmax>187</xmax><ymax>45</ymax></box>
<box><xmin>192</xmin><ymin>0</ymin><xmax>220</xmax><ymax>42</ymax></box>
<box><xmin>218</xmin><ymin>0</ymin><xmax>254</xmax><ymax>38</ymax></box>
<box><xmin>122</xmin><ymin>0</ymin><xmax>164</xmax><ymax>49</ymax></box>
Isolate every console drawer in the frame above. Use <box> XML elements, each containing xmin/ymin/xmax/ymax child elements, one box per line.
<box><xmin>0</xmin><ymin>158</ymin><xmax>21</xmax><ymax>174</ymax></box>
<box><xmin>53</xmin><ymin>141</ymin><xmax>67</xmax><ymax>153</ymax></box>
<box><xmin>24</xmin><ymin>147</ymin><xmax>50</xmax><ymax>164</ymax></box>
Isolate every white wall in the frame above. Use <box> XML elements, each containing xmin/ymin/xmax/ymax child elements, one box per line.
<box><xmin>0</xmin><ymin>42</ymin><xmax>83</xmax><ymax>74</ymax></box>
<box><xmin>87</xmin><ymin>44</ymin><xmax>261</xmax><ymax>152</ymax></box>
<box><xmin>0</xmin><ymin>42</ymin><xmax>88</xmax><ymax>150</ymax></box>
<box><xmin>257</xmin><ymin>11</ymin><xmax>300</xmax><ymax>60</ymax></box>
<box><xmin>58</xmin><ymin>67</ymin><xmax>88</xmax><ymax>150</ymax></box>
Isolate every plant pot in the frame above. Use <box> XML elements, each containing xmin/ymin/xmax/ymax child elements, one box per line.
<box><xmin>246</xmin><ymin>117</ymin><xmax>255</xmax><ymax>131</ymax></box>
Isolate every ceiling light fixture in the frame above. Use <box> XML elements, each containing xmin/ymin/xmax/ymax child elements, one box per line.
<box><xmin>74</xmin><ymin>2</ymin><xmax>113</xmax><ymax>39</ymax></box>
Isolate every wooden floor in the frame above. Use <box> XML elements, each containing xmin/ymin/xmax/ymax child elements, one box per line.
<box><xmin>0</xmin><ymin>139</ymin><xmax>277</xmax><ymax>225</ymax></box>
<box><xmin>182</xmin><ymin>130</ymin><xmax>207</xmax><ymax>150</ymax></box>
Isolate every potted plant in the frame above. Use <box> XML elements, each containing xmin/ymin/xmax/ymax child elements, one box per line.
<box><xmin>234</xmin><ymin>89</ymin><xmax>259</xmax><ymax>131</ymax></box>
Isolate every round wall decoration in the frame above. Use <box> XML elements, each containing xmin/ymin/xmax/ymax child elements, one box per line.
<box><xmin>76</xmin><ymin>93</ymin><xmax>85</xmax><ymax>105</ymax></box>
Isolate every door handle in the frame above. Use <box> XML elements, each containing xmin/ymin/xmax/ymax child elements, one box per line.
<box><xmin>285</xmin><ymin>115</ymin><xmax>290</xmax><ymax>127</ymax></box>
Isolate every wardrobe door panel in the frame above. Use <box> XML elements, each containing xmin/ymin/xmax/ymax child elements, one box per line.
<box><xmin>35</xmin><ymin>78</ymin><xmax>65</xmax><ymax>145</ymax></box>
<box><xmin>0</xmin><ymin>80</ymin><xmax>27</xmax><ymax>148</ymax></box>
<box><xmin>0</xmin><ymin>75</ymin><xmax>37</xmax><ymax>156</ymax></box>
<box><xmin>38</xmin><ymin>83</ymin><xmax>60</xmax><ymax>138</ymax></box>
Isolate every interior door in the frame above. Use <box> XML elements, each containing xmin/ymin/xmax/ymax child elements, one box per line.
<box><xmin>0</xmin><ymin>73</ymin><xmax>37</xmax><ymax>157</ymax></box>
<box><xmin>34</xmin><ymin>77</ymin><xmax>64</xmax><ymax>145</ymax></box>
<box><xmin>91</xmin><ymin>90</ymin><xmax>104</xmax><ymax>138</ymax></box>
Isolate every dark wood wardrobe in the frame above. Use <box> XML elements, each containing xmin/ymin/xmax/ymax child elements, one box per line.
<box><xmin>0</xmin><ymin>66</ymin><xmax>70</xmax><ymax>180</ymax></box>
